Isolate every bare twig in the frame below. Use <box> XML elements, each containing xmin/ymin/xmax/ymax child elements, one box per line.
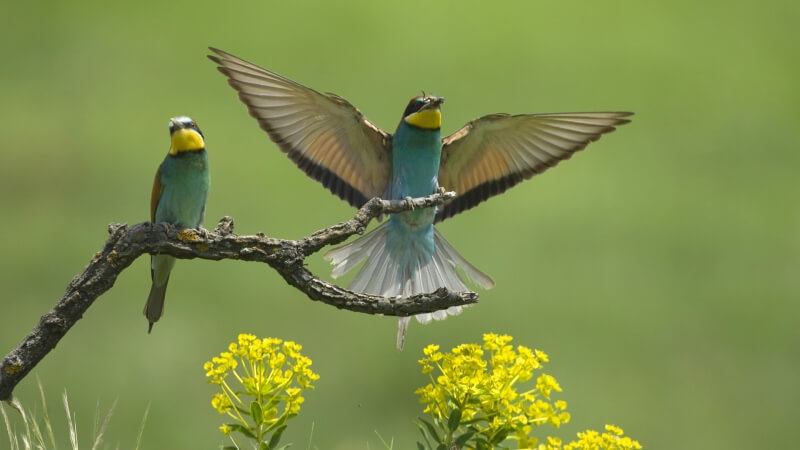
<box><xmin>0</xmin><ymin>192</ymin><xmax>477</xmax><ymax>401</ymax></box>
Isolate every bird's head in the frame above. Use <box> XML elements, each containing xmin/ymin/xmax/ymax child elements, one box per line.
<box><xmin>402</xmin><ymin>95</ymin><xmax>444</xmax><ymax>130</ymax></box>
<box><xmin>169</xmin><ymin>116</ymin><xmax>205</xmax><ymax>155</ymax></box>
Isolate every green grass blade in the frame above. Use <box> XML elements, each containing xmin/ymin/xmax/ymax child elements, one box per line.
<box><xmin>373</xmin><ymin>430</ymin><xmax>393</xmax><ymax>450</ymax></box>
<box><xmin>2</xmin><ymin>404</ymin><xmax>19</xmax><ymax>450</ymax></box>
<box><xmin>90</xmin><ymin>400</ymin><xmax>116</xmax><ymax>450</ymax></box>
<box><xmin>306</xmin><ymin>421</ymin><xmax>314</xmax><ymax>450</ymax></box>
<box><xmin>133</xmin><ymin>402</ymin><xmax>150</xmax><ymax>450</ymax></box>
<box><xmin>37</xmin><ymin>381</ymin><xmax>57</xmax><ymax>450</ymax></box>
<box><xmin>61</xmin><ymin>392</ymin><xmax>78</xmax><ymax>450</ymax></box>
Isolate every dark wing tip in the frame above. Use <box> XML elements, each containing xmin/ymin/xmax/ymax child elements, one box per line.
<box><xmin>608</xmin><ymin>112</ymin><xmax>634</xmax><ymax>126</ymax></box>
<box><xmin>212</xmin><ymin>65</ymin><xmax>248</xmax><ymax>92</ymax></box>
<box><xmin>208</xmin><ymin>47</ymin><xmax>229</xmax><ymax>57</ymax></box>
<box><xmin>216</xmin><ymin>65</ymin><xmax>234</xmax><ymax>78</ymax></box>
<box><xmin>615</xmin><ymin>112</ymin><xmax>634</xmax><ymax>124</ymax></box>
<box><xmin>207</xmin><ymin>47</ymin><xmax>231</xmax><ymax>64</ymax></box>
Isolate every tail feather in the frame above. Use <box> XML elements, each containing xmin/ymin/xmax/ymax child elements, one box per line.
<box><xmin>396</xmin><ymin>317</ymin><xmax>411</xmax><ymax>350</ymax></box>
<box><xmin>434</xmin><ymin>230</ymin><xmax>496</xmax><ymax>290</ymax></box>
<box><xmin>325</xmin><ymin>223</ymin><xmax>493</xmax><ymax>350</ymax></box>
<box><xmin>145</xmin><ymin>255</ymin><xmax>175</xmax><ymax>332</ymax></box>
<box><xmin>144</xmin><ymin>280</ymin><xmax>169</xmax><ymax>333</ymax></box>
<box><xmin>348</xmin><ymin>242</ymin><xmax>388</xmax><ymax>293</ymax></box>
<box><xmin>327</xmin><ymin>227</ymin><xmax>385</xmax><ymax>278</ymax></box>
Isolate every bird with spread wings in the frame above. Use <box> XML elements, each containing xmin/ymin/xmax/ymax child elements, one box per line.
<box><xmin>208</xmin><ymin>48</ymin><xmax>632</xmax><ymax>348</ymax></box>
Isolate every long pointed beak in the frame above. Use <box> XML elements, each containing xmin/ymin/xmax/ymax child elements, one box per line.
<box><xmin>422</xmin><ymin>96</ymin><xmax>445</xmax><ymax>110</ymax></box>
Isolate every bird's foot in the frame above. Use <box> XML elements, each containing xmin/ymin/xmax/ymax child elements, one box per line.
<box><xmin>437</xmin><ymin>186</ymin><xmax>447</xmax><ymax>195</ymax></box>
<box><xmin>154</xmin><ymin>222</ymin><xmax>172</xmax><ymax>233</ymax></box>
<box><xmin>198</xmin><ymin>227</ymin><xmax>213</xmax><ymax>239</ymax></box>
<box><xmin>403</xmin><ymin>196</ymin><xmax>415</xmax><ymax>210</ymax></box>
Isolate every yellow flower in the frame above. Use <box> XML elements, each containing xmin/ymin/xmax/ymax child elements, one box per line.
<box><xmin>483</xmin><ymin>333</ymin><xmax>513</xmax><ymax>351</ymax></box>
<box><xmin>238</xmin><ymin>333</ymin><xmax>257</xmax><ymax>346</ymax></box>
<box><xmin>547</xmin><ymin>436</ymin><xmax>563</xmax><ymax>447</ymax></box>
<box><xmin>203</xmin><ymin>351</ymin><xmax>238</xmax><ymax>384</ymax></box>
<box><xmin>211</xmin><ymin>393</ymin><xmax>232</xmax><ymax>414</ymax></box>
<box><xmin>536</xmin><ymin>374</ymin><xmax>562</xmax><ymax>398</ymax></box>
<box><xmin>219</xmin><ymin>424</ymin><xmax>232</xmax><ymax>435</ymax></box>
<box><xmin>205</xmin><ymin>334</ymin><xmax>320</xmax><ymax>447</ymax></box>
<box><xmin>415</xmin><ymin>333</ymin><xmax>641</xmax><ymax>449</ymax></box>
<box><xmin>283</xmin><ymin>340</ymin><xmax>303</xmax><ymax>359</ymax></box>
<box><xmin>416</xmin><ymin>333</ymin><xmax>571</xmax><ymax>446</ymax></box>
<box><xmin>562</xmin><ymin>425</ymin><xmax>642</xmax><ymax>450</ymax></box>
<box><xmin>269</xmin><ymin>352</ymin><xmax>286</xmax><ymax>370</ymax></box>
<box><xmin>286</xmin><ymin>387</ymin><xmax>301</xmax><ymax>398</ymax></box>
<box><xmin>423</xmin><ymin>344</ymin><xmax>441</xmax><ymax>358</ymax></box>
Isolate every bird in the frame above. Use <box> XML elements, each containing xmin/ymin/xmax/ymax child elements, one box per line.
<box><xmin>145</xmin><ymin>116</ymin><xmax>210</xmax><ymax>332</ymax></box>
<box><xmin>208</xmin><ymin>47</ymin><xmax>632</xmax><ymax>349</ymax></box>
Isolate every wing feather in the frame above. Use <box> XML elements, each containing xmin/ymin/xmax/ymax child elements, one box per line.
<box><xmin>437</xmin><ymin>112</ymin><xmax>632</xmax><ymax>221</ymax></box>
<box><xmin>150</xmin><ymin>165</ymin><xmax>163</xmax><ymax>222</ymax></box>
<box><xmin>209</xmin><ymin>48</ymin><xmax>392</xmax><ymax>208</ymax></box>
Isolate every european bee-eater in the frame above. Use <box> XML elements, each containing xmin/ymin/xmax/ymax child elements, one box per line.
<box><xmin>208</xmin><ymin>48</ymin><xmax>631</xmax><ymax>348</ymax></box>
<box><xmin>145</xmin><ymin>116</ymin><xmax>210</xmax><ymax>332</ymax></box>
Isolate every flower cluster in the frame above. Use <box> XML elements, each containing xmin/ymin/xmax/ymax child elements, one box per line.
<box><xmin>202</xmin><ymin>332</ymin><xmax>640</xmax><ymax>449</ymax></box>
<box><xmin>203</xmin><ymin>334</ymin><xmax>319</xmax><ymax>449</ymax></box>
<box><xmin>539</xmin><ymin>425</ymin><xmax>642</xmax><ymax>450</ymax></box>
<box><xmin>416</xmin><ymin>333</ymin><xmax>569</xmax><ymax>448</ymax></box>
<box><xmin>415</xmin><ymin>334</ymin><xmax>640</xmax><ymax>450</ymax></box>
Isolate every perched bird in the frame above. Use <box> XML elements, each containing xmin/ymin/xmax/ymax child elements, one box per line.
<box><xmin>145</xmin><ymin>116</ymin><xmax>210</xmax><ymax>332</ymax></box>
<box><xmin>208</xmin><ymin>48</ymin><xmax>631</xmax><ymax>348</ymax></box>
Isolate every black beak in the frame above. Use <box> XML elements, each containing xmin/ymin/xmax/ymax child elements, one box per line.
<box><xmin>168</xmin><ymin>118</ymin><xmax>183</xmax><ymax>135</ymax></box>
<box><xmin>422</xmin><ymin>96</ymin><xmax>445</xmax><ymax>110</ymax></box>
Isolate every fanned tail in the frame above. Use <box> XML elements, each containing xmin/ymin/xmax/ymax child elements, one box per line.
<box><xmin>325</xmin><ymin>223</ymin><xmax>493</xmax><ymax>350</ymax></box>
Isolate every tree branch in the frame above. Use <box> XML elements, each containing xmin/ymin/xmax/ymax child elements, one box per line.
<box><xmin>0</xmin><ymin>192</ymin><xmax>477</xmax><ymax>401</ymax></box>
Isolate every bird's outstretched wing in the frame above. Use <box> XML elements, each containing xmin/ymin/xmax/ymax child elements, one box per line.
<box><xmin>209</xmin><ymin>48</ymin><xmax>392</xmax><ymax>208</ymax></box>
<box><xmin>437</xmin><ymin>112</ymin><xmax>632</xmax><ymax>221</ymax></box>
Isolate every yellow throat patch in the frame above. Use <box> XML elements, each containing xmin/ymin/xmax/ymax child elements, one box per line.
<box><xmin>404</xmin><ymin>109</ymin><xmax>442</xmax><ymax>130</ymax></box>
<box><xmin>169</xmin><ymin>129</ymin><xmax>205</xmax><ymax>155</ymax></box>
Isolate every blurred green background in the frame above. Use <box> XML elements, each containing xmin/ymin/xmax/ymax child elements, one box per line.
<box><xmin>1</xmin><ymin>0</ymin><xmax>798</xmax><ymax>448</ymax></box>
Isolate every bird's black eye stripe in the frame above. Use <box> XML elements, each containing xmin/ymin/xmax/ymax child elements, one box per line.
<box><xmin>403</xmin><ymin>97</ymin><xmax>427</xmax><ymax>117</ymax></box>
<box><xmin>168</xmin><ymin>120</ymin><xmax>203</xmax><ymax>137</ymax></box>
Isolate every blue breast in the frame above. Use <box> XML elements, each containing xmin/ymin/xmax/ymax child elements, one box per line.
<box><xmin>385</xmin><ymin>122</ymin><xmax>442</xmax><ymax>259</ymax></box>
<box><xmin>156</xmin><ymin>151</ymin><xmax>209</xmax><ymax>228</ymax></box>
<box><xmin>389</xmin><ymin>122</ymin><xmax>442</xmax><ymax>200</ymax></box>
